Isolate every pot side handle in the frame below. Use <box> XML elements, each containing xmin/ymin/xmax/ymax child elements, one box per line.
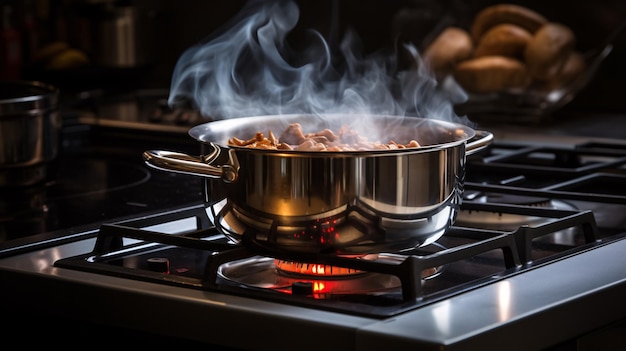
<box><xmin>143</xmin><ymin>146</ymin><xmax>239</xmax><ymax>183</ymax></box>
<box><xmin>465</xmin><ymin>130</ymin><xmax>494</xmax><ymax>156</ymax></box>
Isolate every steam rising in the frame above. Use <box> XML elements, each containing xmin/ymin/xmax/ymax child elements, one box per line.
<box><xmin>169</xmin><ymin>0</ymin><xmax>469</xmax><ymax>124</ymax></box>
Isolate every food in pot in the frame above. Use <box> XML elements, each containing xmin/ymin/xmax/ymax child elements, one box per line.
<box><xmin>227</xmin><ymin>123</ymin><xmax>421</xmax><ymax>151</ymax></box>
<box><xmin>422</xmin><ymin>3</ymin><xmax>585</xmax><ymax>94</ymax></box>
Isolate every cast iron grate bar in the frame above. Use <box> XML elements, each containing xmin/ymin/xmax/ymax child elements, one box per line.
<box><xmin>53</xmin><ymin>198</ymin><xmax>605</xmax><ymax>317</ymax></box>
<box><xmin>513</xmin><ymin>211</ymin><xmax>598</xmax><ymax>263</ymax></box>
<box><xmin>94</xmin><ymin>223</ymin><xmax>233</xmax><ymax>254</ymax></box>
<box><xmin>465</xmin><ymin>181</ymin><xmax>626</xmax><ymax>204</ymax></box>
<box><xmin>62</xmin><ymin>216</ymin><xmax>522</xmax><ymax>303</ymax></box>
<box><xmin>575</xmin><ymin>142</ymin><xmax>626</xmax><ymax>154</ymax></box>
<box><xmin>461</xmin><ymin>201</ymin><xmax>599</xmax><ymax>263</ymax></box>
<box><xmin>113</xmin><ymin>204</ymin><xmax>214</xmax><ymax>230</ymax></box>
<box><xmin>475</xmin><ymin>145</ymin><xmax>626</xmax><ymax>175</ymax></box>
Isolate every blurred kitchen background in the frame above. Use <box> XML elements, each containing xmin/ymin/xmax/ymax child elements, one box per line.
<box><xmin>2</xmin><ymin>0</ymin><xmax>626</xmax><ymax>118</ymax></box>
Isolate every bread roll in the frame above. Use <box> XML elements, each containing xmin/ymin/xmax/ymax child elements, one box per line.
<box><xmin>453</xmin><ymin>56</ymin><xmax>530</xmax><ymax>93</ymax></box>
<box><xmin>524</xmin><ymin>23</ymin><xmax>575</xmax><ymax>81</ymax></box>
<box><xmin>474</xmin><ymin>24</ymin><xmax>532</xmax><ymax>59</ymax></box>
<box><xmin>471</xmin><ymin>4</ymin><xmax>547</xmax><ymax>42</ymax></box>
<box><xmin>422</xmin><ymin>27</ymin><xmax>473</xmax><ymax>80</ymax></box>
<box><xmin>539</xmin><ymin>51</ymin><xmax>586</xmax><ymax>90</ymax></box>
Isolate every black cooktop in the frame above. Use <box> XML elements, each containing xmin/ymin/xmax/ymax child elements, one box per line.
<box><xmin>0</xmin><ymin>115</ymin><xmax>204</xmax><ymax>245</ymax></box>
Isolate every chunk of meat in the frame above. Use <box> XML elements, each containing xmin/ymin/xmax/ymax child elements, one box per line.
<box><xmin>279</xmin><ymin>123</ymin><xmax>306</xmax><ymax>146</ymax></box>
<box><xmin>295</xmin><ymin>139</ymin><xmax>327</xmax><ymax>151</ymax></box>
<box><xmin>305</xmin><ymin>129</ymin><xmax>338</xmax><ymax>142</ymax></box>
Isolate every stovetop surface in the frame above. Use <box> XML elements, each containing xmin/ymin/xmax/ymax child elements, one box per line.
<box><xmin>2</xmin><ymin>109</ymin><xmax>626</xmax><ymax>350</ymax></box>
<box><xmin>0</xmin><ymin>116</ymin><xmax>204</xmax><ymax>246</ymax></box>
<box><xmin>26</xmin><ymin>132</ymin><xmax>622</xmax><ymax>319</ymax></box>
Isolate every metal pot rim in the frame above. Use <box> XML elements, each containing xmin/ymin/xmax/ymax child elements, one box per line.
<box><xmin>188</xmin><ymin>114</ymin><xmax>478</xmax><ymax>155</ymax></box>
<box><xmin>0</xmin><ymin>80</ymin><xmax>60</xmax><ymax>116</ymax></box>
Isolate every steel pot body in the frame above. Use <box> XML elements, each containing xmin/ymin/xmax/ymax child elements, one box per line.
<box><xmin>0</xmin><ymin>81</ymin><xmax>60</xmax><ymax>186</ymax></box>
<box><xmin>95</xmin><ymin>6</ymin><xmax>156</xmax><ymax>68</ymax></box>
<box><xmin>144</xmin><ymin>114</ymin><xmax>493</xmax><ymax>254</ymax></box>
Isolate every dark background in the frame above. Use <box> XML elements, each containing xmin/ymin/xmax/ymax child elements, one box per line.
<box><xmin>4</xmin><ymin>0</ymin><xmax>626</xmax><ymax>113</ymax></box>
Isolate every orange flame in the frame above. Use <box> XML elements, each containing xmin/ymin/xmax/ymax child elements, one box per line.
<box><xmin>274</xmin><ymin>259</ymin><xmax>363</xmax><ymax>277</ymax></box>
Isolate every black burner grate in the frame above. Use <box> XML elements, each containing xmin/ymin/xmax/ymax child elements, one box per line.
<box><xmin>53</xmin><ymin>198</ymin><xmax>606</xmax><ymax>318</ymax></box>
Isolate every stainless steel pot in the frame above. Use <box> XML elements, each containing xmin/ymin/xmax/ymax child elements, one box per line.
<box><xmin>95</xmin><ymin>6</ymin><xmax>156</xmax><ymax>68</ymax></box>
<box><xmin>144</xmin><ymin>114</ymin><xmax>493</xmax><ymax>254</ymax></box>
<box><xmin>0</xmin><ymin>80</ymin><xmax>60</xmax><ymax>187</ymax></box>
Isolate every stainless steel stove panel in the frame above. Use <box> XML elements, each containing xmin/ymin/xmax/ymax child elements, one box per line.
<box><xmin>357</xmin><ymin>237</ymin><xmax>626</xmax><ymax>350</ymax></box>
<box><xmin>0</xmin><ymin>237</ymin><xmax>375</xmax><ymax>349</ymax></box>
<box><xmin>2</xmin><ymin>230</ymin><xmax>625</xmax><ymax>350</ymax></box>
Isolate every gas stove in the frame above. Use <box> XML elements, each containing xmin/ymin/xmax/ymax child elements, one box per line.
<box><xmin>1</xmin><ymin>113</ymin><xmax>626</xmax><ymax>350</ymax></box>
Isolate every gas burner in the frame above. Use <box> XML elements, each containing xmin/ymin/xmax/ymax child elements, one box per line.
<box><xmin>217</xmin><ymin>252</ymin><xmax>442</xmax><ymax>298</ymax></box>
<box><xmin>457</xmin><ymin>193</ymin><xmax>578</xmax><ymax>231</ymax></box>
<box><xmin>274</xmin><ymin>255</ymin><xmax>377</xmax><ymax>277</ymax></box>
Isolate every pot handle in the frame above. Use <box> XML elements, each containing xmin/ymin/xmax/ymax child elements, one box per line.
<box><xmin>466</xmin><ymin>130</ymin><xmax>494</xmax><ymax>156</ymax></box>
<box><xmin>143</xmin><ymin>144</ymin><xmax>240</xmax><ymax>183</ymax></box>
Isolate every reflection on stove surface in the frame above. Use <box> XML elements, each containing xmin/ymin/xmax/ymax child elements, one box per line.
<box><xmin>0</xmin><ymin>126</ymin><xmax>203</xmax><ymax>244</ymax></box>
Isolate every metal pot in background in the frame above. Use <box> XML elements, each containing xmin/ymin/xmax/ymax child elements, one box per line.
<box><xmin>0</xmin><ymin>80</ymin><xmax>61</xmax><ymax>187</ymax></box>
<box><xmin>67</xmin><ymin>1</ymin><xmax>157</xmax><ymax>69</ymax></box>
<box><xmin>95</xmin><ymin>5</ymin><xmax>156</xmax><ymax>68</ymax></box>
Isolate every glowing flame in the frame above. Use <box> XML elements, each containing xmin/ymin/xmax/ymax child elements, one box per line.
<box><xmin>275</xmin><ymin>259</ymin><xmax>363</xmax><ymax>276</ymax></box>
<box><xmin>313</xmin><ymin>281</ymin><xmax>325</xmax><ymax>293</ymax></box>
<box><xmin>169</xmin><ymin>0</ymin><xmax>469</xmax><ymax>125</ymax></box>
